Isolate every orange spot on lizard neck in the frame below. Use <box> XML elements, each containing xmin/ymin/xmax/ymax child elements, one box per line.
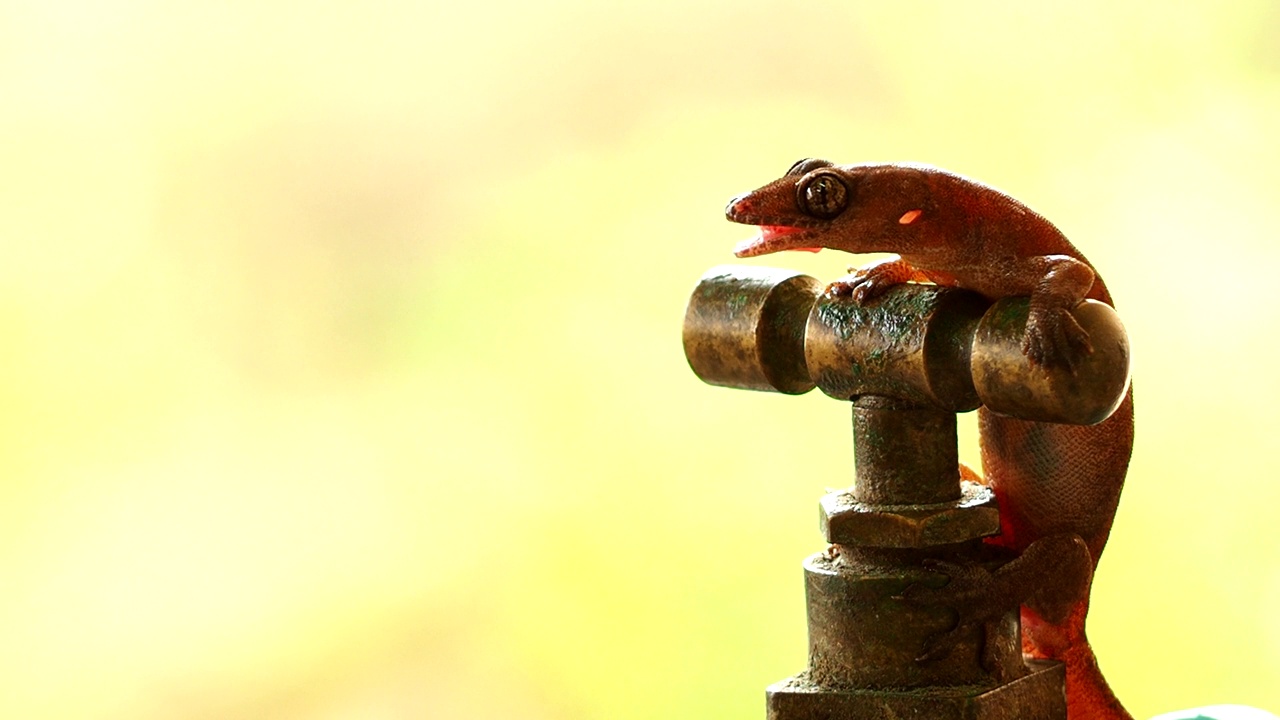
<box><xmin>898</xmin><ymin>209</ymin><xmax>923</xmax><ymax>225</ymax></box>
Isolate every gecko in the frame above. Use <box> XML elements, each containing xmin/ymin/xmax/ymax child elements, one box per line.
<box><xmin>725</xmin><ymin>159</ymin><xmax>1135</xmax><ymax>720</ymax></box>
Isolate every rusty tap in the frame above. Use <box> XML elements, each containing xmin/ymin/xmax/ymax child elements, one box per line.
<box><xmin>681</xmin><ymin>264</ymin><xmax>1132</xmax><ymax>720</ymax></box>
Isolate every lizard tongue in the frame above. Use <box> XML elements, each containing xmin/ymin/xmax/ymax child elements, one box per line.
<box><xmin>733</xmin><ymin>226</ymin><xmax>820</xmax><ymax>257</ymax></box>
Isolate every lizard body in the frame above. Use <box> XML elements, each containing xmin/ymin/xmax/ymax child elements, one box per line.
<box><xmin>726</xmin><ymin>160</ymin><xmax>1135</xmax><ymax>720</ymax></box>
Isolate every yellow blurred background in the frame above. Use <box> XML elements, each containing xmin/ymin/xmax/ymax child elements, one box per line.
<box><xmin>3</xmin><ymin>1</ymin><xmax>1279</xmax><ymax>718</ymax></box>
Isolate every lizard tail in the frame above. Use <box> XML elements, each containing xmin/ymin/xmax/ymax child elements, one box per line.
<box><xmin>1025</xmin><ymin>605</ymin><xmax>1133</xmax><ymax>720</ymax></box>
<box><xmin>1061</xmin><ymin>639</ymin><xmax>1133</xmax><ymax>720</ymax></box>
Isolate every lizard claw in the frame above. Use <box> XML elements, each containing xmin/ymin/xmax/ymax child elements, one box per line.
<box><xmin>826</xmin><ymin>256</ymin><xmax>921</xmax><ymax>304</ymax></box>
<box><xmin>826</xmin><ymin>270</ymin><xmax>898</xmax><ymax>304</ymax></box>
<box><xmin>1023</xmin><ymin>306</ymin><xmax>1094</xmax><ymax>370</ymax></box>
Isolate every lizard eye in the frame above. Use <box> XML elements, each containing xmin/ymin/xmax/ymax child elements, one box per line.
<box><xmin>797</xmin><ymin>172</ymin><xmax>848</xmax><ymax>219</ymax></box>
<box><xmin>787</xmin><ymin>158</ymin><xmax>833</xmax><ymax>177</ymax></box>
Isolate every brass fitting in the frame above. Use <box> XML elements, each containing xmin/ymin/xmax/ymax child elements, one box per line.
<box><xmin>683</xmin><ymin>265</ymin><xmax>1131</xmax><ymax>426</ymax></box>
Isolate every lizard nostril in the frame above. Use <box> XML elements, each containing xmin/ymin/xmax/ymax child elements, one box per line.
<box><xmin>726</xmin><ymin>194</ymin><xmax>751</xmax><ymax>218</ymax></box>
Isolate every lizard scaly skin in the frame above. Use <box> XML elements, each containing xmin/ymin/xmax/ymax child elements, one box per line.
<box><xmin>726</xmin><ymin>160</ymin><xmax>1135</xmax><ymax>720</ymax></box>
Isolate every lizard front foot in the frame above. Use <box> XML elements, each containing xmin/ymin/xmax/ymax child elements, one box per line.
<box><xmin>826</xmin><ymin>256</ymin><xmax>922</xmax><ymax>304</ymax></box>
<box><xmin>827</xmin><ymin>273</ymin><xmax>896</xmax><ymax>303</ymax></box>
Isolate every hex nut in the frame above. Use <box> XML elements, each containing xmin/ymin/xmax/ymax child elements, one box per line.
<box><xmin>821</xmin><ymin>481</ymin><xmax>1000</xmax><ymax>548</ymax></box>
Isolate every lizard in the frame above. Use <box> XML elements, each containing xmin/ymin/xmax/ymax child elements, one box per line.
<box><xmin>725</xmin><ymin>159</ymin><xmax>1135</xmax><ymax>720</ymax></box>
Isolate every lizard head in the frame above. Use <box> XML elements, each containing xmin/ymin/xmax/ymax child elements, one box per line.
<box><xmin>725</xmin><ymin>160</ymin><xmax>943</xmax><ymax>258</ymax></box>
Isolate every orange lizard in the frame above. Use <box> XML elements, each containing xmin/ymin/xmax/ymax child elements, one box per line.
<box><xmin>726</xmin><ymin>159</ymin><xmax>1135</xmax><ymax>720</ymax></box>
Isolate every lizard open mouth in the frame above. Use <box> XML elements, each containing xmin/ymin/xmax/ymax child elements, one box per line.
<box><xmin>733</xmin><ymin>225</ymin><xmax>821</xmax><ymax>258</ymax></box>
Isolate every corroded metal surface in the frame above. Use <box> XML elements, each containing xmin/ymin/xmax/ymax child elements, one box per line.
<box><xmin>682</xmin><ymin>265</ymin><xmax>820</xmax><ymax>394</ymax></box>
<box><xmin>803</xmin><ymin>545</ymin><xmax>1024</xmax><ymax>688</ymax></box>
<box><xmin>805</xmin><ymin>284</ymin><xmax>987</xmax><ymax>410</ymax></box>
<box><xmin>973</xmin><ymin>298</ymin><xmax>1131</xmax><ymax>425</ymax></box>
<box><xmin>851</xmin><ymin>396</ymin><xmax>960</xmax><ymax>506</ymax></box>
<box><xmin>681</xmin><ymin>266</ymin><xmax>1131</xmax><ymax>425</ymax></box>
<box><xmin>821</xmin><ymin>480</ymin><xmax>1000</xmax><ymax>548</ymax></box>
<box><xmin>767</xmin><ymin>660</ymin><xmax>1067</xmax><ymax>720</ymax></box>
<box><xmin>679</xmin><ymin>265</ymin><xmax>1096</xmax><ymax>720</ymax></box>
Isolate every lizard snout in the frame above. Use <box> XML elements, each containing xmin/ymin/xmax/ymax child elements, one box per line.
<box><xmin>725</xmin><ymin>193</ymin><xmax>753</xmax><ymax>221</ymax></box>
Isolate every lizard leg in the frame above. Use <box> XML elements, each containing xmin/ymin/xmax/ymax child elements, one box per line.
<box><xmin>903</xmin><ymin>533</ymin><xmax>1093</xmax><ymax>665</ymax></box>
<box><xmin>1015</xmin><ymin>534</ymin><xmax>1094</xmax><ymax>658</ymax></box>
<box><xmin>1022</xmin><ymin>255</ymin><xmax>1097</xmax><ymax>369</ymax></box>
<box><xmin>827</xmin><ymin>255</ymin><xmax>931</xmax><ymax>303</ymax></box>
